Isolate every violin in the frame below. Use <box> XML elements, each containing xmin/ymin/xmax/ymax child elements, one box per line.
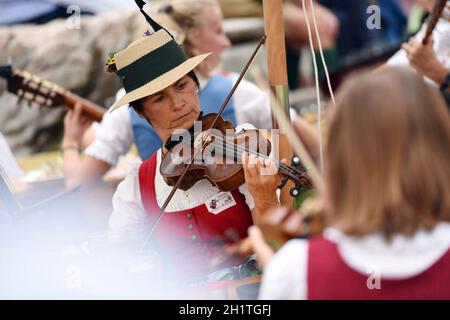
<box><xmin>160</xmin><ymin>113</ymin><xmax>312</xmax><ymax>195</ymax></box>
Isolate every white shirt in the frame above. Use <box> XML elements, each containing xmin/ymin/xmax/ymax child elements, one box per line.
<box><xmin>109</xmin><ymin>147</ymin><xmax>256</xmax><ymax>240</ymax></box>
<box><xmin>259</xmin><ymin>223</ymin><xmax>450</xmax><ymax>300</ymax></box>
<box><xmin>84</xmin><ymin>90</ymin><xmax>133</xmax><ymax>166</ymax></box>
<box><xmin>85</xmin><ymin>72</ymin><xmax>292</xmax><ymax>166</ymax></box>
<box><xmin>388</xmin><ymin>18</ymin><xmax>450</xmax><ymax>85</ymax></box>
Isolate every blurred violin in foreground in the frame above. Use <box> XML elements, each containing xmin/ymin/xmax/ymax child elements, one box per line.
<box><xmin>209</xmin><ymin>199</ymin><xmax>325</xmax><ymax>270</ymax></box>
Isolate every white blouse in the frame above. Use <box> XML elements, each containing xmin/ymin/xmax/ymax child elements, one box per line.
<box><xmin>259</xmin><ymin>223</ymin><xmax>450</xmax><ymax>300</ymax></box>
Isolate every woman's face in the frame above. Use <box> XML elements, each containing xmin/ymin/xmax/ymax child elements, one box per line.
<box><xmin>190</xmin><ymin>6</ymin><xmax>231</xmax><ymax>71</ymax></box>
<box><xmin>139</xmin><ymin>75</ymin><xmax>200</xmax><ymax>140</ymax></box>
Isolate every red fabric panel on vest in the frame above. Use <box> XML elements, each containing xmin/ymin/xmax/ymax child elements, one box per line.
<box><xmin>138</xmin><ymin>153</ymin><xmax>254</xmax><ymax>278</ymax></box>
<box><xmin>307</xmin><ymin>236</ymin><xmax>450</xmax><ymax>299</ymax></box>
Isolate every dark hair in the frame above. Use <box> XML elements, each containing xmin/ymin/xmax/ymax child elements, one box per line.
<box><xmin>129</xmin><ymin>70</ymin><xmax>200</xmax><ymax>113</ymax></box>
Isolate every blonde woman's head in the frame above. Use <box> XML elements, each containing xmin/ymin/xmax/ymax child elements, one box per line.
<box><xmin>324</xmin><ymin>67</ymin><xmax>450</xmax><ymax>239</ymax></box>
<box><xmin>157</xmin><ymin>0</ymin><xmax>231</xmax><ymax>76</ymax></box>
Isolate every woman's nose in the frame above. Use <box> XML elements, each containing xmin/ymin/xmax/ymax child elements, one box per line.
<box><xmin>170</xmin><ymin>92</ymin><xmax>184</xmax><ymax>111</ymax></box>
<box><xmin>220</xmin><ymin>33</ymin><xmax>231</xmax><ymax>49</ymax></box>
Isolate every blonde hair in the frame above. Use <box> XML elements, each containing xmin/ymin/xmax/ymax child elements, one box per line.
<box><xmin>324</xmin><ymin>67</ymin><xmax>450</xmax><ymax>239</ymax></box>
<box><xmin>157</xmin><ymin>0</ymin><xmax>222</xmax><ymax>75</ymax></box>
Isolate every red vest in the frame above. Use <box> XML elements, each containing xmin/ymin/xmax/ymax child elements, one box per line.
<box><xmin>307</xmin><ymin>236</ymin><xmax>450</xmax><ymax>299</ymax></box>
<box><xmin>138</xmin><ymin>153</ymin><xmax>254</xmax><ymax>279</ymax></box>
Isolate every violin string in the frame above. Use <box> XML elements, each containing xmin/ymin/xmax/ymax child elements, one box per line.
<box><xmin>174</xmin><ymin>132</ymin><xmax>301</xmax><ymax>177</ymax></box>
<box><xmin>192</xmin><ymin>135</ymin><xmax>304</xmax><ymax>179</ymax></box>
<box><xmin>209</xmin><ymin>139</ymin><xmax>301</xmax><ymax>177</ymax></box>
<box><xmin>203</xmin><ymin>134</ymin><xmax>280</xmax><ymax>162</ymax></box>
<box><xmin>301</xmin><ymin>0</ymin><xmax>324</xmax><ymax>172</ymax></box>
<box><xmin>208</xmin><ymin>134</ymin><xmax>305</xmax><ymax>177</ymax></box>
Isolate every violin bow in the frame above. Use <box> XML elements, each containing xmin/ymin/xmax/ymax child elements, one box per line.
<box><xmin>140</xmin><ymin>36</ymin><xmax>267</xmax><ymax>251</ymax></box>
<box><xmin>423</xmin><ymin>0</ymin><xmax>448</xmax><ymax>45</ymax></box>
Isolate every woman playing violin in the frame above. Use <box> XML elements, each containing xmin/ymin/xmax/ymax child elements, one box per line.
<box><xmin>107</xmin><ymin>22</ymin><xmax>281</xmax><ymax>282</ymax></box>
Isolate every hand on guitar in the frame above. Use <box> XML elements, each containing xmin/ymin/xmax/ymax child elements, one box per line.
<box><xmin>62</xmin><ymin>103</ymin><xmax>94</xmax><ymax>150</ymax></box>
<box><xmin>402</xmin><ymin>37</ymin><xmax>448</xmax><ymax>85</ymax></box>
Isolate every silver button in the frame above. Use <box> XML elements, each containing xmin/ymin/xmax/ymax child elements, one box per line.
<box><xmin>191</xmin><ymin>235</ymin><xmax>197</xmax><ymax>241</ymax></box>
<box><xmin>188</xmin><ymin>224</ymin><xmax>193</xmax><ymax>230</ymax></box>
<box><xmin>186</xmin><ymin>214</ymin><xmax>192</xmax><ymax>219</ymax></box>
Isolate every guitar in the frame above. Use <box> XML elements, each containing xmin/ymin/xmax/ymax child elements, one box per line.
<box><xmin>0</xmin><ymin>64</ymin><xmax>105</xmax><ymax>122</ymax></box>
<box><xmin>422</xmin><ymin>0</ymin><xmax>448</xmax><ymax>45</ymax></box>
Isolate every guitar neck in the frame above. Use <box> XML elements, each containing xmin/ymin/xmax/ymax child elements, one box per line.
<box><xmin>0</xmin><ymin>65</ymin><xmax>106</xmax><ymax>123</ymax></box>
<box><xmin>423</xmin><ymin>0</ymin><xmax>447</xmax><ymax>45</ymax></box>
<box><xmin>62</xmin><ymin>91</ymin><xmax>105</xmax><ymax>123</ymax></box>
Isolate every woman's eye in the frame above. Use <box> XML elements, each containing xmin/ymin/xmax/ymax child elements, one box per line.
<box><xmin>177</xmin><ymin>81</ymin><xmax>187</xmax><ymax>89</ymax></box>
<box><xmin>153</xmin><ymin>95</ymin><xmax>164</xmax><ymax>103</ymax></box>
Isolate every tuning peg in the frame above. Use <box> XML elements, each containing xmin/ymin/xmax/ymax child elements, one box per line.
<box><xmin>290</xmin><ymin>186</ymin><xmax>301</xmax><ymax>197</ymax></box>
<box><xmin>291</xmin><ymin>156</ymin><xmax>301</xmax><ymax>166</ymax></box>
<box><xmin>278</xmin><ymin>176</ymin><xmax>289</xmax><ymax>190</ymax></box>
<box><xmin>44</xmin><ymin>97</ymin><xmax>53</xmax><ymax>107</ymax></box>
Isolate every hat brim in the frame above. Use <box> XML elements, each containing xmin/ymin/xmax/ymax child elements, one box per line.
<box><xmin>110</xmin><ymin>52</ymin><xmax>210</xmax><ymax>112</ymax></box>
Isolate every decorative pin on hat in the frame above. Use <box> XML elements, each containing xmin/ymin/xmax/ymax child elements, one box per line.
<box><xmin>108</xmin><ymin>0</ymin><xmax>210</xmax><ymax>111</ymax></box>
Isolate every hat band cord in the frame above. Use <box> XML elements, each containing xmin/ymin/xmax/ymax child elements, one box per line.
<box><xmin>117</xmin><ymin>40</ymin><xmax>188</xmax><ymax>93</ymax></box>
